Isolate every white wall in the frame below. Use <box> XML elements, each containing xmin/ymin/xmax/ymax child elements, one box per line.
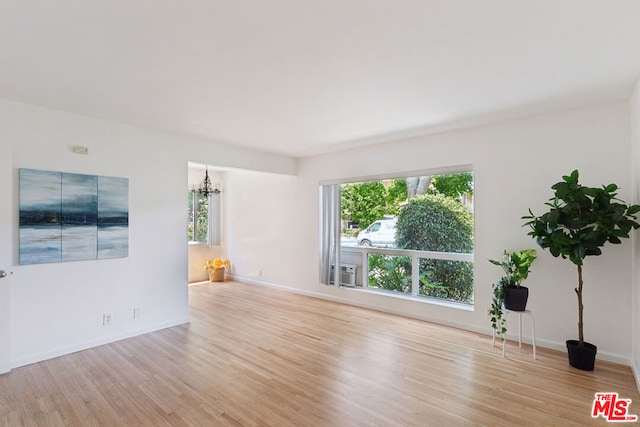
<box><xmin>290</xmin><ymin>101</ymin><xmax>634</xmax><ymax>364</ymax></box>
<box><xmin>631</xmin><ymin>79</ymin><xmax>640</xmax><ymax>382</ymax></box>
<box><xmin>0</xmin><ymin>98</ymin><xmax>295</xmax><ymax>368</ymax></box>
<box><xmin>223</xmin><ymin>169</ymin><xmax>298</xmax><ymax>287</ymax></box>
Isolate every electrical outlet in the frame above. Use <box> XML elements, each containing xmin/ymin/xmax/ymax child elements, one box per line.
<box><xmin>133</xmin><ymin>308</ymin><xmax>141</xmax><ymax>319</ymax></box>
<box><xmin>103</xmin><ymin>313</ymin><xmax>113</xmax><ymax>326</ymax></box>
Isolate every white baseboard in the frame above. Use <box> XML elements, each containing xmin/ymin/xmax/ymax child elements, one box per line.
<box><xmin>633</xmin><ymin>359</ymin><xmax>640</xmax><ymax>394</ymax></box>
<box><xmin>10</xmin><ymin>316</ymin><xmax>191</xmax><ymax>369</ymax></box>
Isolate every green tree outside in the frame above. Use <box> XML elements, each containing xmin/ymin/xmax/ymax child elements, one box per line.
<box><xmin>188</xmin><ymin>190</ymin><xmax>209</xmax><ymax>242</ymax></box>
<box><xmin>430</xmin><ymin>172</ymin><xmax>473</xmax><ymax>199</ymax></box>
<box><xmin>341</xmin><ymin>173</ymin><xmax>474</xmax><ymax>232</ymax></box>
<box><xmin>396</xmin><ymin>193</ymin><xmax>474</xmax><ymax>302</ymax></box>
<box><xmin>341</xmin><ymin>181</ymin><xmax>390</xmax><ymax>230</ymax></box>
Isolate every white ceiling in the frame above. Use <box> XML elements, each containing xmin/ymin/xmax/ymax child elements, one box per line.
<box><xmin>1</xmin><ymin>1</ymin><xmax>640</xmax><ymax>158</ymax></box>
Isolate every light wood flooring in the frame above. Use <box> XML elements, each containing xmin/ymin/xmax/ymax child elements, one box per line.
<box><xmin>1</xmin><ymin>281</ymin><xmax>639</xmax><ymax>426</ymax></box>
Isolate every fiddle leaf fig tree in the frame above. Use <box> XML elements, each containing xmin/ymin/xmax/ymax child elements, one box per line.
<box><xmin>523</xmin><ymin>170</ymin><xmax>640</xmax><ymax>348</ymax></box>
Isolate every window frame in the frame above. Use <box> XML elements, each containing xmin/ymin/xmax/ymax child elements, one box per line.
<box><xmin>319</xmin><ymin>165</ymin><xmax>474</xmax><ymax>308</ymax></box>
<box><xmin>188</xmin><ymin>189</ymin><xmax>210</xmax><ymax>244</ymax></box>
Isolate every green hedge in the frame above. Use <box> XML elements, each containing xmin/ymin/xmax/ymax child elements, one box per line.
<box><xmin>396</xmin><ymin>194</ymin><xmax>474</xmax><ymax>302</ymax></box>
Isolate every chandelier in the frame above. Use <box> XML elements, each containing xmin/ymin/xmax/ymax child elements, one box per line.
<box><xmin>198</xmin><ymin>167</ymin><xmax>221</xmax><ymax>197</ymax></box>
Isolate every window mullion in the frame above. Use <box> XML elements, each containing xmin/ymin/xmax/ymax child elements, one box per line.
<box><xmin>412</xmin><ymin>255</ymin><xmax>419</xmax><ymax>297</ymax></box>
<box><xmin>362</xmin><ymin>251</ymin><xmax>368</xmax><ymax>288</ymax></box>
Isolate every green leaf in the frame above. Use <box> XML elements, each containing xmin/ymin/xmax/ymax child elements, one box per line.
<box><xmin>525</xmin><ymin>170</ymin><xmax>640</xmax><ymax>267</ymax></box>
<box><xmin>627</xmin><ymin>205</ymin><xmax>640</xmax><ymax>215</ymax></box>
<box><xmin>562</xmin><ymin>170</ymin><xmax>579</xmax><ymax>184</ymax></box>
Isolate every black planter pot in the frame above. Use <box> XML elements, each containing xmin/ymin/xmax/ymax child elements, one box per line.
<box><xmin>504</xmin><ymin>286</ymin><xmax>528</xmax><ymax>311</ymax></box>
<box><xmin>566</xmin><ymin>340</ymin><xmax>597</xmax><ymax>371</ymax></box>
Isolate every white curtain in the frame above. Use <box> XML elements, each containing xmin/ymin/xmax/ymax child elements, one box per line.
<box><xmin>319</xmin><ymin>184</ymin><xmax>340</xmax><ymax>285</ymax></box>
<box><xmin>208</xmin><ymin>193</ymin><xmax>221</xmax><ymax>246</ymax></box>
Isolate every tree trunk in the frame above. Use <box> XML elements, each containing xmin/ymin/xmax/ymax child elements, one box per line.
<box><xmin>406</xmin><ymin>176</ymin><xmax>431</xmax><ymax>200</ymax></box>
<box><xmin>575</xmin><ymin>264</ymin><xmax>584</xmax><ymax>349</ymax></box>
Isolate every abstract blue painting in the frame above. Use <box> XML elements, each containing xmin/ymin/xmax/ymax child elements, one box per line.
<box><xmin>19</xmin><ymin>169</ymin><xmax>63</xmax><ymax>264</ymax></box>
<box><xmin>61</xmin><ymin>172</ymin><xmax>98</xmax><ymax>262</ymax></box>
<box><xmin>97</xmin><ymin>176</ymin><xmax>129</xmax><ymax>259</ymax></box>
<box><xmin>19</xmin><ymin>168</ymin><xmax>129</xmax><ymax>265</ymax></box>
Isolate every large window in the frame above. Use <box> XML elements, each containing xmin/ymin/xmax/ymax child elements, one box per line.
<box><xmin>188</xmin><ymin>190</ymin><xmax>209</xmax><ymax>243</ymax></box>
<box><xmin>320</xmin><ymin>169</ymin><xmax>474</xmax><ymax>305</ymax></box>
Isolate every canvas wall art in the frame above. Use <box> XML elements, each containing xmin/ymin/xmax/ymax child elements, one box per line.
<box><xmin>19</xmin><ymin>168</ymin><xmax>129</xmax><ymax>265</ymax></box>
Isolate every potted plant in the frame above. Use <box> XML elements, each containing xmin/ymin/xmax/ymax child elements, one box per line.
<box><xmin>489</xmin><ymin>249</ymin><xmax>537</xmax><ymax>342</ymax></box>
<box><xmin>523</xmin><ymin>170</ymin><xmax>640</xmax><ymax>370</ymax></box>
<box><xmin>204</xmin><ymin>258</ymin><xmax>231</xmax><ymax>282</ymax></box>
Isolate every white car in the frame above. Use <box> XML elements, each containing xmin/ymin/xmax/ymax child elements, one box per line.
<box><xmin>357</xmin><ymin>218</ymin><xmax>397</xmax><ymax>247</ymax></box>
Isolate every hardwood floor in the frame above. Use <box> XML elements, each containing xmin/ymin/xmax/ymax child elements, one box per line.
<box><xmin>1</xmin><ymin>281</ymin><xmax>639</xmax><ymax>426</ymax></box>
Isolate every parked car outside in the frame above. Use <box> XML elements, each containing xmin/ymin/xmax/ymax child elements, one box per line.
<box><xmin>357</xmin><ymin>217</ymin><xmax>397</xmax><ymax>247</ymax></box>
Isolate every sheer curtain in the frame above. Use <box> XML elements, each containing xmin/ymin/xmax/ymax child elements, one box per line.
<box><xmin>208</xmin><ymin>193</ymin><xmax>221</xmax><ymax>246</ymax></box>
<box><xmin>319</xmin><ymin>184</ymin><xmax>340</xmax><ymax>285</ymax></box>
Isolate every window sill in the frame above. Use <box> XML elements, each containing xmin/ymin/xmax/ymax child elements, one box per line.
<box><xmin>336</xmin><ymin>285</ymin><xmax>474</xmax><ymax>312</ymax></box>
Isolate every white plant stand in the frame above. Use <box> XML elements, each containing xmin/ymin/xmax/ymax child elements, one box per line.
<box><xmin>492</xmin><ymin>308</ymin><xmax>536</xmax><ymax>360</ymax></box>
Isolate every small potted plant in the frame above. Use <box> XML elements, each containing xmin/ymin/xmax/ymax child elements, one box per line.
<box><xmin>204</xmin><ymin>258</ymin><xmax>231</xmax><ymax>282</ymax></box>
<box><xmin>488</xmin><ymin>249</ymin><xmax>537</xmax><ymax>342</ymax></box>
<box><xmin>523</xmin><ymin>170</ymin><xmax>640</xmax><ymax>370</ymax></box>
